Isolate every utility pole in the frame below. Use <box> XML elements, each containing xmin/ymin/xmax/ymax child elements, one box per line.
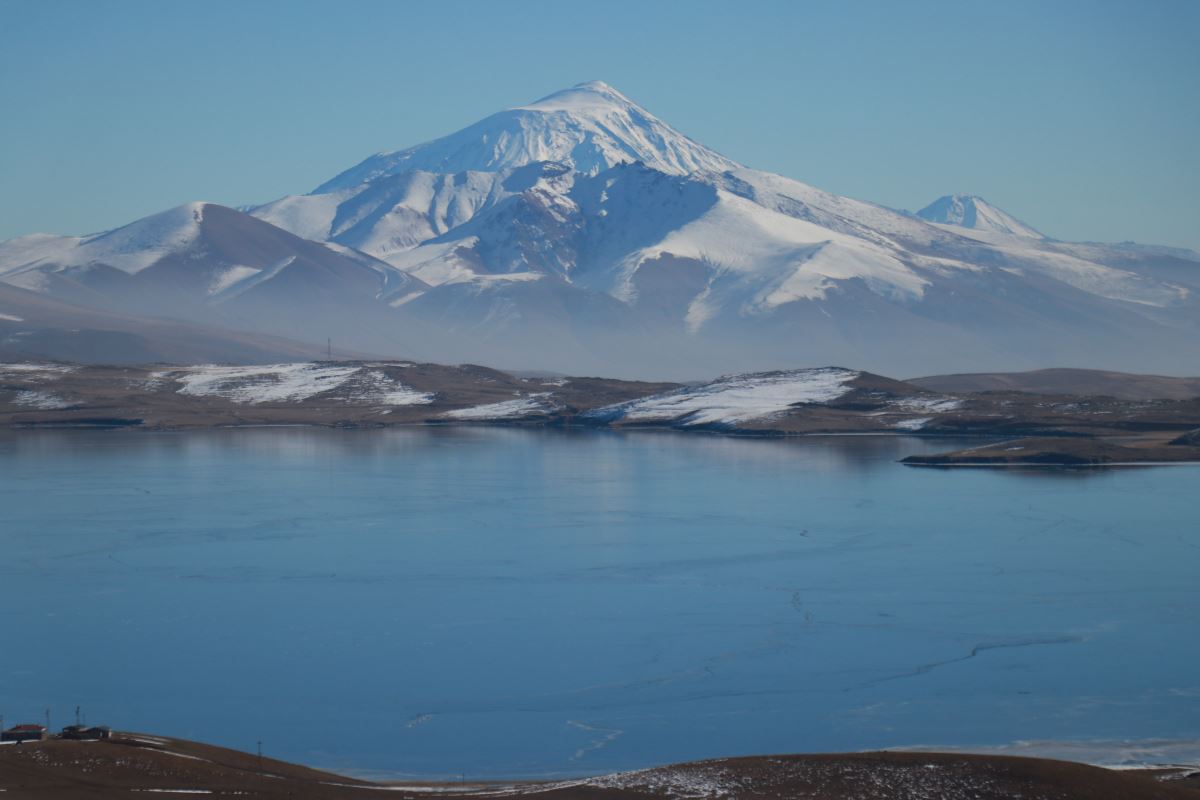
<box><xmin>257</xmin><ymin>740</ymin><xmax>263</xmax><ymax>774</ymax></box>
<box><xmin>45</xmin><ymin>708</ymin><xmax>50</xmax><ymax>732</ymax></box>
<box><xmin>327</xmin><ymin>338</ymin><xmax>332</xmax><ymax>360</ymax></box>
<box><xmin>75</xmin><ymin>706</ymin><xmax>81</xmax><ymax>727</ymax></box>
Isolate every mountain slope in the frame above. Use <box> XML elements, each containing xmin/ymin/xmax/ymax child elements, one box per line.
<box><xmin>0</xmin><ymin>282</ymin><xmax>345</xmax><ymax>364</ymax></box>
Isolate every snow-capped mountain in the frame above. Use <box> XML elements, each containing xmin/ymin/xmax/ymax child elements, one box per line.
<box><xmin>315</xmin><ymin>81</ymin><xmax>737</xmax><ymax>192</ymax></box>
<box><xmin>252</xmin><ymin>81</ymin><xmax>737</xmax><ymax>266</ymax></box>
<box><xmin>916</xmin><ymin>194</ymin><xmax>1043</xmax><ymax>238</ymax></box>
<box><xmin>2</xmin><ymin>81</ymin><xmax>1197</xmax><ymax>377</ymax></box>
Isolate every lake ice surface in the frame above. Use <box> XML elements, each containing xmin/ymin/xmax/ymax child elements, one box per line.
<box><xmin>0</xmin><ymin>427</ymin><xmax>1196</xmax><ymax>778</ymax></box>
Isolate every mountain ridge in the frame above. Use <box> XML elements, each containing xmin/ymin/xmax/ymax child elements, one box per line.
<box><xmin>1</xmin><ymin>81</ymin><xmax>1196</xmax><ymax>378</ymax></box>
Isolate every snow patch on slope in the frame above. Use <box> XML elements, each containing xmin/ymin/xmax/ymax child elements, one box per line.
<box><xmin>360</xmin><ymin>370</ymin><xmax>435</xmax><ymax>406</ymax></box>
<box><xmin>591</xmin><ymin>368</ymin><xmax>859</xmax><ymax>426</ymax></box>
<box><xmin>207</xmin><ymin>265</ymin><xmax>260</xmax><ymax>295</ymax></box>
<box><xmin>162</xmin><ymin>364</ymin><xmax>360</xmax><ymax>403</ymax></box>
<box><xmin>10</xmin><ymin>390</ymin><xmax>73</xmax><ymax>410</ymax></box>
<box><xmin>443</xmin><ymin>393</ymin><xmax>555</xmax><ymax>420</ymax></box>
<box><xmin>891</xmin><ymin>396</ymin><xmax>962</xmax><ymax>413</ymax></box>
<box><xmin>153</xmin><ymin>364</ymin><xmax>433</xmax><ymax>406</ymax></box>
<box><xmin>0</xmin><ymin>363</ymin><xmax>77</xmax><ymax>380</ymax></box>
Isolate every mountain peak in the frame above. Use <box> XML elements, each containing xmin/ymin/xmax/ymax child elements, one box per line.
<box><xmin>916</xmin><ymin>194</ymin><xmax>1043</xmax><ymax>238</ymax></box>
<box><xmin>313</xmin><ymin>82</ymin><xmax>738</xmax><ymax>193</ymax></box>
<box><xmin>575</xmin><ymin>79</ymin><xmax>617</xmax><ymax>91</ymax></box>
<box><xmin>517</xmin><ymin>80</ymin><xmax>635</xmax><ymax>112</ymax></box>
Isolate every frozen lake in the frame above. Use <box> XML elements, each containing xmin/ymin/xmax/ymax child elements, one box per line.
<box><xmin>1</xmin><ymin>427</ymin><xmax>1197</xmax><ymax>778</ymax></box>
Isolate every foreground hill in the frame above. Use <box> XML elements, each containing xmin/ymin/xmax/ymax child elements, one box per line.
<box><xmin>2</xmin><ymin>360</ymin><xmax>1198</xmax><ymax>465</ymax></box>
<box><xmin>911</xmin><ymin>368</ymin><xmax>1200</xmax><ymax>401</ymax></box>
<box><xmin>0</xmin><ymin>360</ymin><xmax>678</xmax><ymax>428</ymax></box>
<box><xmin>1</xmin><ymin>733</ymin><xmax>1196</xmax><ymax>799</ymax></box>
<box><xmin>2</xmin><ymin>82</ymin><xmax>1197</xmax><ymax>378</ymax></box>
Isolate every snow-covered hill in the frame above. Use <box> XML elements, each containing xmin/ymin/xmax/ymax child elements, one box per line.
<box><xmin>0</xmin><ymin>202</ymin><xmax>422</xmax><ymax>302</ymax></box>
<box><xmin>2</xmin><ymin>81</ymin><xmax>1197</xmax><ymax>377</ymax></box>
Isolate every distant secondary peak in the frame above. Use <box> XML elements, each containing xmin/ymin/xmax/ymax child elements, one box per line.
<box><xmin>916</xmin><ymin>194</ymin><xmax>1043</xmax><ymax>238</ymax></box>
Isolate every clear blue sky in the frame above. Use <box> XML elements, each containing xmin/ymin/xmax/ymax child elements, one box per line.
<box><xmin>1</xmin><ymin>0</ymin><xmax>1197</xmax><ymax>249</ymax></box>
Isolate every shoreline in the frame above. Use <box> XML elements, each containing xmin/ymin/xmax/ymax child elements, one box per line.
<box><xmin>903</xmin><ymin>459</ymin><xmax>1200</xmax><ymax>468</ymax></box>
<box><xmin>7</xmin><ymin>422</ymin><xmax>1200</xmax><ymax>468</ymax></box>
<box><xmin>2</xmin><ymin>360</ymin><xmax>1198</xmax><ymax>467</ymax></box>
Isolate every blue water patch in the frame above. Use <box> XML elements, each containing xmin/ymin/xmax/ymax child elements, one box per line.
<box><xmin>0</xmin><ymin>428</ymin><xmax>1196</xmax><ymax>778</ymax></box>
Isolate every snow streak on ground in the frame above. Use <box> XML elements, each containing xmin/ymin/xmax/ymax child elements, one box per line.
<box><xmin>359</xmin><ymin>370</ymin><xmax>435</xmax><ymax>406</ymax></box>
<box><xmin>162</xmin><ymin>364</ymin><xmax>360</xmax><ymax>403</ymax></box>
<box><xmin>154</xmin><ymin>364</ymin><xmax>432</xmax><ymax>406</ymax></box>
<box><xmin>590</xmin><ymin>368</ymin><xmax>858</xmax><ymax>426</ymax></box>
<box><xmin>891</xmin><ymin>396</ymin><xmax>962</xmax><ymax>413</ymax></box>
<box><xmin>581</xmin><ymin>764</ymin><xmax>747</xmax><ymax>798</ymax></box>
<box><xmin>0</xmin><ymin>363</ymin><xmax>77</xmax><ymax>380</ymax></box>
<box><xmin>10</xmin><ymin>390</ymin><xmax>72</xmax><ymax>410</ymax></box>
<box><xmin>130</xmin><ymin>790</ymin><xmax>213</xmax><ymax>795</ymax></box>
<box><xmin>443</xmin><ymin>393</ymin><xmax>554</xmax><ymax>420</ymax></box>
